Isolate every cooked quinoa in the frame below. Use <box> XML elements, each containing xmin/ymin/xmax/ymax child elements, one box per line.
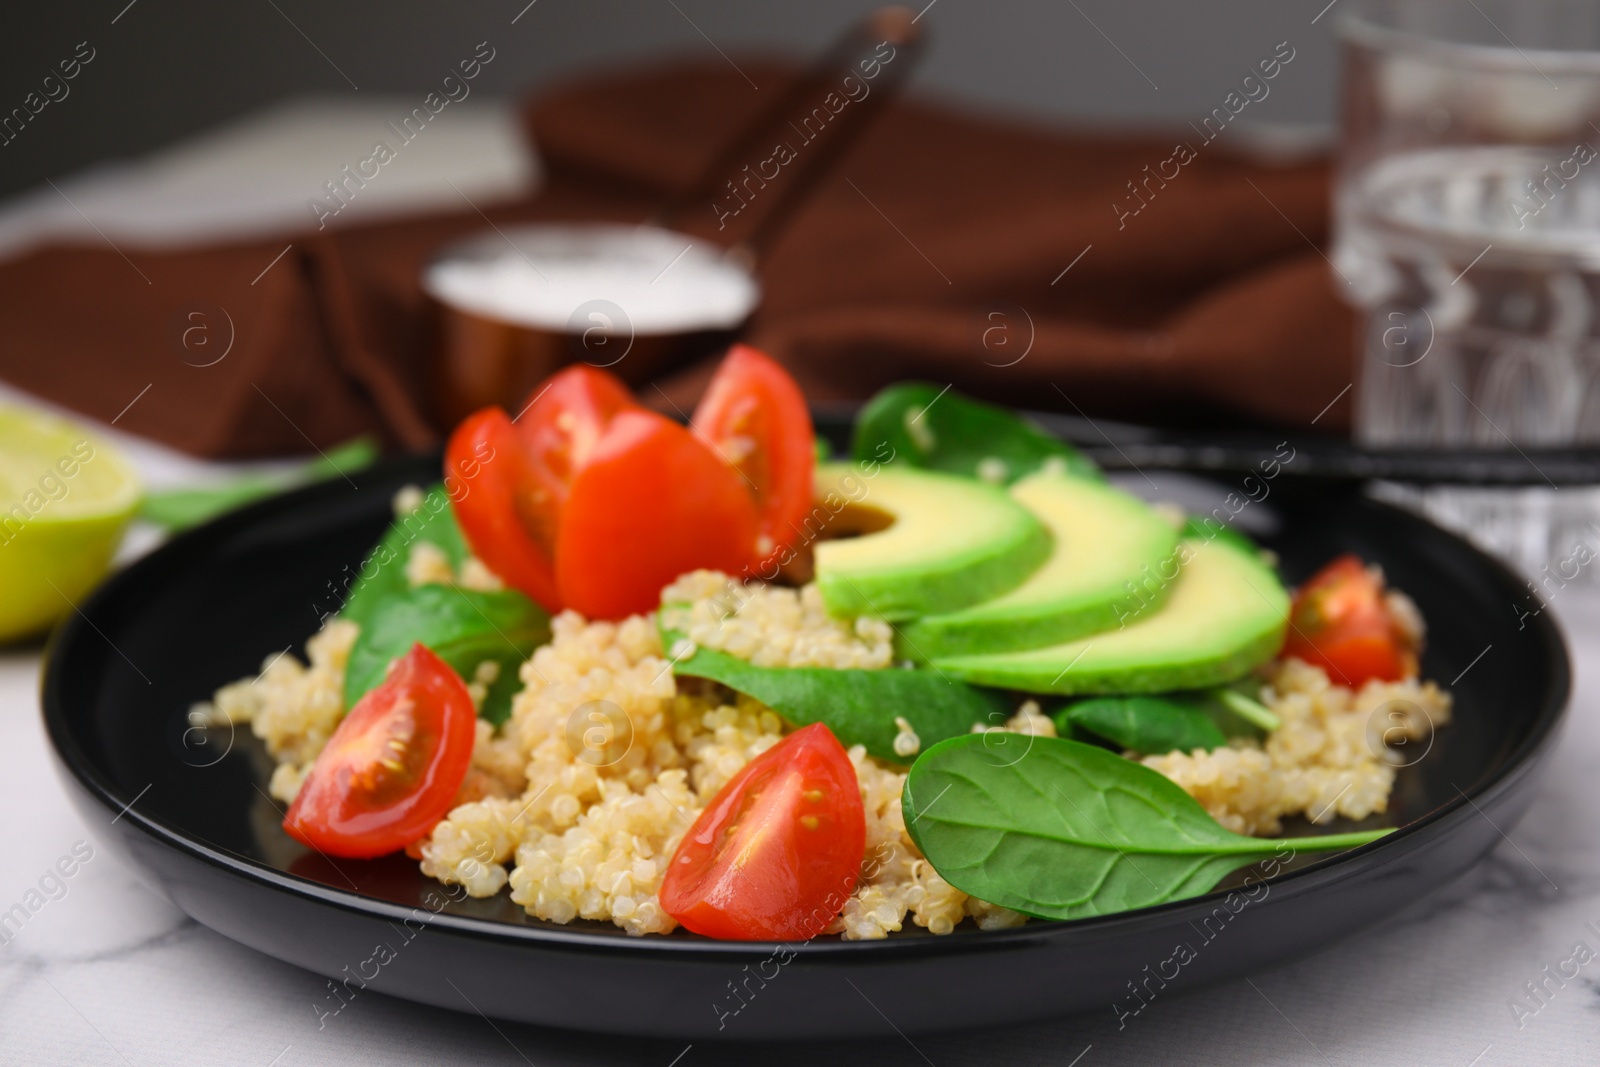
<box><xmin>195</xmin><ymin>619</ymin><xmax>360</xmax><ymax>804</ymax></box>
<box><xmin>1142</xmin><ymin>657</ymin><xmax>1451</xmax><ymax>836</ymax></box>
<box><xmin>200</xmin><ymin>546</ymin><xmax>1451</xmax><ymax>939</ymax></box>
<box><xmin>660</xmin><ymin>570</ymin><xmax>894</xmax><ymax>669</ymax></box>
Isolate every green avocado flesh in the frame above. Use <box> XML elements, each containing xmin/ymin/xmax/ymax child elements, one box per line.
<box><xmin>930</xmin><ymin>537</ymin><xmax>1289</xmax><ymax>694</ymax></box>
<box><xmin>812</xmin><ymin>462</ymin><xmax>1049</xmax><ymax>621</ymax></box>
<box><xmin>896</xmin><ymin>473</ymin><xmax>1182</xmax><ymax>659</ymax></box>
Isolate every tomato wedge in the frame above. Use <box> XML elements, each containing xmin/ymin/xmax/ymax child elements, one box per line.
<box><xmin>555</xmin><ymin>409</ymin><xmax>760</xmax><ymax>619</ymax></box>
<box><xmin>692</xmin><ymin>345</ymin><xmax>815</xmax><ymax>574</ymax></box>
<box><xmin>284</xmin><ymin>644</ymin><xmax>477</xmax><ymax>859</ymax></box>
<box><xmin>515</xmin><ymin>365</ymin><xmax>641</xmax><ymax>538</ymax></box>
<box><xmin>446</xmin><ymin>407</ymin><xmax>562</xmax><ymax>612</ymax></box>
<box><xmin>1282</xmin><ymin>554</ymin><xmax>1418</xmax><ymax>687</ymax></box>
<box><xmin>661</xmin><ymin>723</ymin><xmax>865</xmax><ymax>940</ymax></box>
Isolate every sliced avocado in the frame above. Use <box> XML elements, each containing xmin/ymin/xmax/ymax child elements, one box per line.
<box><xmin>1182</xmin><ymin>514</ymin><xmax>1260</xmax><ymax>558</ymax></box>
<box><xmin>930</xmin><ymin>537</ymin><xmax>1288</xmax><ymax>694</ymax></box>
<box><xmin>813</xmin><ymin>462</ymin><xmax>1048</xmax><ymax>620</ymax></box>
<box><xmin>896</xmin><ymin>473</ymin><xmax>1181</xmax><ymax>659</ymax></box>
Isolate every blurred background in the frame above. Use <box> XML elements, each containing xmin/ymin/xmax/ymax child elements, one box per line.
<box><xmin>1</xmin><ymin>0</ymin><xmax>1335</xmax><ymax>200</ymax></box>
<box><xmin>5</xmin><ymin>0</ymin><xmax>1600</xmax><ymax>598</ymax></box>
<box><xmin>0</xmin><ymin>0</ymin><xmax>1363</xmax><ymax>646</ymax></box>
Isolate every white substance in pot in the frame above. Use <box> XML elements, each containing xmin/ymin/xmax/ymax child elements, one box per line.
<box><xmin>423</xmin><ymin>223</ymin><xmax>759</xmax><ymax>335</ymax></box>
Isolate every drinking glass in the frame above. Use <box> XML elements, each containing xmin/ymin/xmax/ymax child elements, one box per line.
<box><xmin>1336</xmin><ymin>0</ymin><xmax>1600</xmax><ymax>581</ymax></box>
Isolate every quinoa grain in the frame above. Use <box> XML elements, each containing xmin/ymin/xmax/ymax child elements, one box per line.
<box><xmin>210</xmin><ymin>588</ymin><xmax>1449</xmax><ymax>939</ymax></box>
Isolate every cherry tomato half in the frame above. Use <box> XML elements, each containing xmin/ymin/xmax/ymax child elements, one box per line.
<box><xmin>515</xmin><ymin>365</ymin><xmax>641</xmax><ymax>543</ymax></box>
<box><xmin>692</xmin><ymin>345</ymin><xmax>815</xmax><ymax>574</ymax></box>
<box><xmin>661</xmin><ymin>723</ymin><xmax>866</xmax><ymax>941</ymax></box>
<box><xmin>284</xmin><ymin>644</ymin><xmax>477</xmax><ymax>859</ymax></box>
<box><xmin>555</xmin><ymin>409</ymin><xmax>760</xmax><ymax>619</ymax></box>
<box><xmin>446</xmin><ymin>407</ymin><xmax>562</xmax><ymax>612</ymax></box>
<box><xmin>1282</xmin><ymin>554</ymin><xmax>1417</xmax><ymax>687</ymax></box>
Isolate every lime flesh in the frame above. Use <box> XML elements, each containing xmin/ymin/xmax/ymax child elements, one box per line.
<box><xmin>0</xmin><ymin>407</ymin><xmax>140</xmax><ymax>642</ymax></box>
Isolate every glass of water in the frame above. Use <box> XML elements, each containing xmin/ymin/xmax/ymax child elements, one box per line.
<box><xmin>1336</xmin><ymin>0</ymin><xmax>1600</xmax><ymax>581</ymax></box>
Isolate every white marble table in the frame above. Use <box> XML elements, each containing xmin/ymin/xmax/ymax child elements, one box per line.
<box><xmin>2</xmin><ymin>467</ymin><xmax>1597</xmax><ymax>1066</ymax></box>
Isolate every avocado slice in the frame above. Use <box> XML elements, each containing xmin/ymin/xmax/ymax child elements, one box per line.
<box><xmin>929</xmin><ymin>537</ymin><xmax>1288</xmax><ymax>694</ymax></box>
<box><xmin>813</xmin><ymin>462</ymin><xmax>1048</xmax><ymax>620</ymax></box>
<box><xmin>896</xmin><ymin>473</ymin><xmax>1182</xmax><ymax>659</ymax></box>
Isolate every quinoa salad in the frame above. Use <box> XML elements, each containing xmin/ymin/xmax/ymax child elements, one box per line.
<box><xmin>193</xmin><ymin>353</ymin><xmax>1453</xmax><ymax>941</ymax></box>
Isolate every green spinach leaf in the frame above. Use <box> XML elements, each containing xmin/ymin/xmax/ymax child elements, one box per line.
<box><xmin>344</xmin><ymin>584</ymin><xmax>548</xmax><ymax>726</ymax></box>
<box><xmin>141</xmin><ymin>437</ymin><xmax>379</xmax><ymax>531</ymax></box>
<box><xmin>665</xmin><ymin>636</ymin><xmax>1009</xmax><ymax>765</ymax></box>
<box><xmin>851</xmin><ymin>383</ymin><xmax>1100</xmax><ymax>484</ymax></box>
<box><xmin>340</xmin><ymin>484</ymin><xmax>469</xmax><ymax>628</ymax></box>
<box><xmin>1211</xmin><ymin>686</ymin><xmax>1280</xmax><ymax>732</ymax></box>
<box><xmin>140</xmin><ymin>477</ymin><xmax>282</xmax><ymax>530</ymax></box>
<box><xmin>1058</xmin><ymin>695</ymin><xmax>1228</xmax><ymax>755</ymax></box>
<box><xmin>902</xmin><ymin>733</ymin><xmax>1390</xmax><ymax>920</ymax></box>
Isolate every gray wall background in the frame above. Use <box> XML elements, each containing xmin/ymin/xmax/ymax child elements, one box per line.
<box><xmin>0</xmin><ymin>1</ymin><xmax>1343</xmax><ymax>200</ymax></box>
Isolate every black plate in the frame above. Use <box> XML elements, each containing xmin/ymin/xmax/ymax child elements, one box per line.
<box><xmin>42</xmin><ymin>418</ymin><xmax>1569</xmax><ymax>1040</ymax></box>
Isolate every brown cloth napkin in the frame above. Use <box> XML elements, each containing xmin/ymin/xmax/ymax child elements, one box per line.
<box><xmin>0</xmin><ymin>59</ymin><xmax>1353</xmax><ymax>458</ymax></box>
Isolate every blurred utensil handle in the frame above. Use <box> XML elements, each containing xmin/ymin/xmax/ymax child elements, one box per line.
<box><xmin>654</xmin><ymin>5</ymin><xmax>924</xmax><ymax>261</ymax></box>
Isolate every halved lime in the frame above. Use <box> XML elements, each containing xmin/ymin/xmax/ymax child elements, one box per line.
<box><xmin>0</xmin><ymin>407</ymin><xmax>140</xmax><ymax>642</ymax></box>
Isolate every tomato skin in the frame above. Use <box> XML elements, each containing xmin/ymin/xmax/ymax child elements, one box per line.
<box><xmin>661</xmin><ymin>723</ymin><xmax>865</xmax><ymax>941</ymax></box>
<box><xmin>1282</xmin><ymin>554</ymin><xmax>1416</xmax><ymax>686</ymax></box>
<box><xmin>514</xmin><ymin>365</ymin><xmax>641</xmax><ymax>542</ymax></box>
<box><xmin>446</xmin><ymin>407</ymin><xmax>562</xmax><ymax>612</ymax></box>
<box><xmin>692</xmin><ymin>345</ymin><xmax>815</xmax><ymax>575</ymax></box>
<box><xmin>284</xmin><ymin>644</ymin><xmax>477</xmax><ymax>859</ymax></box>
<box><xmin>1303</xmin><ymin>633</ymin><xmax>1409</xmax><ymax>685</ymax></box>
<box><xmin>555</xmin><ymin>409</ymin><xmax>760</xmax><ymax>619</ymax></box>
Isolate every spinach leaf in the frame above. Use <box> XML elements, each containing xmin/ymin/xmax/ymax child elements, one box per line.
<box><xmin>141</xmin><ymin>436</ymin><xmax>379</xmax><ymax>531</ymax></box>
<box><xmin>1211</xmin><ymin>686</ymin><xmax>1280</xmax><ymax>732</ymax></box>
<box><xmin>665</xmin><ymin>637</ymin><xmax>1009</xmax><ymax>765</ymax></box>
<box><xmin>851</xmin><ymin>383</ymin><xmax>1100</xmax><ymax>484</ymax></box>
<box><xmin>139</xmin><ymin>477</ymin><xmax>282</xmax><ymax>530</ymax></box>
<box><xmin>303</xmin><ymin>437</ymin><xmax>381</xmax><ymax>481</ymax></box>
<box><xmin>340</xmin><ymin>484</ymin><xmax>469</xmax><ymax>629</ymax></box>
<box><xmin>902</xmin><ymin>733</ymin><xmax>1390</xmax><ymax>921</ymax></box>
<box><xmin>1058</xmin><ymin>695</ymin><xmax>1228</xmax><ymax>755</ymax></box>
<box><xmin>344</xmin><ymin>584</ymin><xmax>548</xmax><ymax>726</ymax></box>
<box><xmin>1059</xmin><ymin>688</ymin><xmax>1280</xmax><ymax>753</ymax></box>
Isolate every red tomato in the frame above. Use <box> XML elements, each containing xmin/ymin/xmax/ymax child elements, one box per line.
<box><xmin>555</xmin><ymin>409</ymin><xmax>760</xmax><ymax>619</ymax></box>
<box><xmin>514</xmin><ymin>365</ymin><xmax>641</xmax><ymax>539</ymax></box>
<box><xmin>661</xmin><ymin>723</ymin><xmax>865</xmax><ymax>941</ymax></box>
<box><xmin>446</xmin><ymin>407</ymin><xmax>563</xmax><ymax>612</ymax></box>
<box><xmin>692</xmin><ymin>345</ymin><xmax>815</xmax><ymax>574</ymax></box>
<box><xmin>284</xmin><ymin>644</ymin><xmax>477</xmax><ymax>859</ymax></box>
<box><xmin>1282</xmin><ymin>554</ymin><xmax>1417</xmax><ymax>687</ymax></box>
